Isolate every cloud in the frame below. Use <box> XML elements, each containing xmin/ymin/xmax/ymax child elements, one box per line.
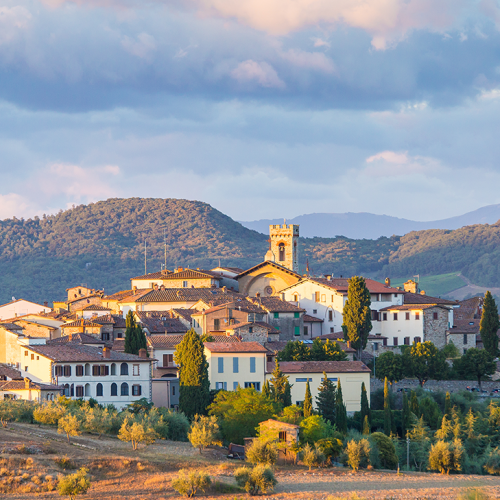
<box><xmin>0</xmin><ymin>6</ymin><xmax>32</xmax><ymax>45</ymax></box>
<box><xmin>279</xmin><ymin>49</ymin><xmax>335</xmax><ymax>74</ymax></box>
<box><xmin>364</xmin><ymin>150</ymin><xmax>443</xmax><ymax>177</ymax></box>
<box><xmin>231</xmin><ymin>60</ymin><xmax>285</xmax><ymax>88</ymax></box>
<box><xmin>0</xmin><ymin>193</ymin><xmax>36</xmax><ymax>220</ymax></box>
<box><xmin>121</xmin><ymin>32</ymin><xmax>156</xmax><ymax>60</ymax></box>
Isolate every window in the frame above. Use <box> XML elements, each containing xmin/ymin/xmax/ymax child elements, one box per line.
<box><xmin>31</xmin><ymin>354</ymin><xmax>34</xmax><ymax>360</ymax></box>
<box><xmin>244</xmin><ymin>382</ymin><xmax>261</xmax><ymax>390</ymax></box>
<box><xmin>96</xmin><ymin>383</ymin><xmax>103</xmax><ymax>397</ymax></box>
<box><xmin>233</xmin><ymin>381</ymin><xmax>239</xmax><ymax>390</ymax></box>
<box><xmin>414</xmin><ymin>337</ymin><xmax>421</xmax><ymax>343</ymax></box>
<box><xmin>433</xmin><ymin>312</ymin><xmax>438</xmax><ymax>320</ymax></box>
<box><xmin>382</xmin><ymin>313</ymin><xmax>387</xmax><ymax>321</ymax></box>
<box><xmin>404</xmin><ymin>337</ymin><xmax>410</xmax><ymax>345</ymax></box>
<box><xmin>294</xmin><ymin>326</ymin><xmax>300</xmax><ymax>336</ymax></box>
<box><xmin>330</xmin><ymin>327</ymin><xmax>334</xmax><ymax>333</ymax></box>
<box><xmin>121</xmin><ymin>383</ymin><xmax>129</xmax><ymax>396</ymax></box>
<box><xmin>214</xmin><ymin>318</ymin><xmax>220</xmax><ymax>331</ymax></box>
<box><xmin>233</xmin><ymin>357</ymin><xmax>239</xmax><ymax>373</ymax></box>
<box><xmin>293</xmin><ymin>294</ymin><xmax>298</xmax><ymax>302</ymax></box>
<box><xmin>406</xmin><ymin>312</ymin><xmax>410</xmax><ymax>320</ymax></box>
<box><xmin>111</xmin><ymin>383</ymin><xmax>117</xmax><ymax>396</ymax></box>
<box><xmin>313</xmin><ymin>309</ymin><xmax>318</xmax><ymax>314</ymax></box>
<box><xmin>314</xmin><ymin>292</ymin><xmax>320</xmax><ymax>302</ymax></box>
<box><xmin>278</xmin><ymin>243</ymin><xmax>285</xmax><ymax>261</ymax></box>
<box><xmin>183</xmin><ymin>281</ymin><xmax>188</xmax><ymax>288</ymax></box>
<box><xmin>133</xmin><ymin>364</ymin><xmax>140</xmax><ymax>376</ymax></box>
<box><xmin>111</xmin><ymin>363</ymin><xmax>116</xmax><ymax>375</ymax></box>
<box><xmin>102</xmin><ymin>332</ymin><xmax>110</xmax><ymax>341</ymax></box>
<box><xmin>215</xmin><ymin>382</ymin><xmax>227</xmax><ymax>390</ymax></box>
<box><xmin>120</xmin><ymin>363</ymin><xmax>129</xmax><ymax>376</ymax></box>
<box><xmin>415</xmin><ymin>313</ymin><xmax>420</xmax><ymax>320</ymax></box>
<box><xmin>249</xmin><ymin>327</ymin><xmax>253</xmax><ymax>333</ymax></box>
<box><xmin>85</xmin><ymin>383</ymin><xmax>91</xmax><ymax>397</ymax></box>
<box><xmin>132</xmin><ymin>385</ymin><xmax>142</xmax><ymax>396</ymax></box>
<box><xmin>279</xmin><ymin>431</ymin><xmax>287</xmax><ymax>442</ymax></box>
<box><xmin>92</xmin><ymin>365</ymin><xmax>100</xmax><ymax>376</ymax></box>
<box><xmin>303</xmin><ymin>326</ymin><xmax>308</xmax><ymax>336</ymax></box>
<box><xmin>296</xmin><ymin>377</ymin><xmax>311</xmax><ymax>382</ymax></box>
<box><xmin>64</xmin><ymin>366</ymin><xmax>71</xmax><ymax>377</ymax></box>
<box><xmin>172</xmin><ymin>385</ymin><xmax>175</xmax><ymax>396</ymax></box>
<box><xmin>218</xmin><ymin>357</ymin><xmax>224</xmax><ymax>373</ymax></box>
<box><xmin>463</xmin><ymin>348</ymin><xmax>467</xmax><ymax>354</ymax></box>
<box><xmin>55</xmin><ymin>366</ymin><xmax>63</xmax><ymax>377</ymax></box>
<box><xmin>24</xmin><ymin>351</ymin><xmax>28</xmax><ymax>356</ymax></box>
<box><xmin>321</xmin><ymin>377</ymin><xmax>338</xmax><ymax>382</ymax></box>
<box><xmin>383</xmin><ymin>338</ymin><xmax>387</xmax><ymax>346</ymax></box>
<box><xmin>320</xmin><ymin>294</ymin><xmax>325</xmax><ymax>303</ymax></box>
<box><xmin>328</xmin><ymin>310</ymin><xmax>333</xmax><ymax>322</ymax></box>
<box><xmin>76</xmin><ymin>365</ymin><xmax>84</xmax><ymax>377</ymax></box>
<box><xmin>250</xmin><ymin>357</ymin><xmax>256</xmax><ymax>373</ymax></box>
<box><xmin>25</xmin><ymin>366</ymin><xmax>28</xmax><ymax>372</ymax></box>
<box><xmin>393</xmin><ymin>337</ymin><xmax>398</xmax><ymax>346</ymax></box>
<box><xmin>393</xmin><ymin>313</ymin><xmax>398</xmax><ymax>321</ymax></box>
<box><xmin>163</xmin><ymin>354</ymin><xmax>174</xmax><ymax>367</ymax></box>
<box><xmin>463</xmin><ymin>334</ymin><xmax>468</xmax><ymax>345</ymax></box>
<box><xmin>294</xmin><ymin>312</ymin><xmax>300</xmax><ymax>319</ymax></box>
<box><xmin>76</xmin><ymin>386</ymin><xmax>84</xmax><ymax>398</ymax></box>
<box><xmin>273</xmin><ymin>312</ymin><xmax>280</xmax><ymax>319</ymax></box>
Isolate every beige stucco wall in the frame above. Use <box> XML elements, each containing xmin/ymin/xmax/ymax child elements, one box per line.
<box><xmin>0</xmin><ymin>301</ymin><xmax>51</xmax><ymax>321</ymax></box>
<box><xmin>379</xmin><ymin>309</ymin><xmax>425</xmax><ymax>346</ymax></box>
<box><xmin>0</xmin><ymin>328</ymin><xmax>23</xmax><ymax>365</ymax></box>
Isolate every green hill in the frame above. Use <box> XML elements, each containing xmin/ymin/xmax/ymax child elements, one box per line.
<box><xmin>1</xmin><ymin>198</ymin><xmax>500</xmax><ymax>305</ymax></box>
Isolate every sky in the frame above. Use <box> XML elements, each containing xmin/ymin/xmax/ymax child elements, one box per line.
<box><xmin>2</xmin><ymin>0</ymin><xmax>500</xmax><ymax>222</ymax></box>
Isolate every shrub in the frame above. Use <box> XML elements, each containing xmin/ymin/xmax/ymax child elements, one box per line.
<box><xmin>245</xmin><ymin>439</ymin><xmax>278</xmax><ymax>465</ymax></box>
<box><xmin>428</xmin><ymin>439</ymin><xmax>463</xmax><ymax>474</ymax></box>
<box><xmin>484</xmin><ymin>447</ymin><xmax>500</xmax><ymax>475</ymax></box>
<box><xmin>159</xmin><ymin>409</ymin><xmax>190</xmax><ymax>441</ymax></box>
<box><xmin>57</xmin><ymin>467</ymin><xmax>91</xmax><ymax>499</ymax></box>
<box><xmin>316</xmin><ymin>438</ymin><xmax>343</xmax><ymax>461</ymax></box>
<box><xmin>458</xmin><ymin>489</ymin><xmax>491</xmax><ymax>500</ymax></box>
<box><xmin>33</xmin><ymin>402</ymin><xmax>66</xmax><ymax>426</ymax></box>
<box><xmin>301</xmin><ymin>443</ymin><xmax>325</xmax><ymax>470</ymax></box>
<box><xmin>118</xmin><ymin>419</ymin><xmax>158</xmax><ymax>450</ymax></box>
<box><xmin>54</xmin><ymin>456</ymin><xmax>77</xmax><ymax>470</ymax></box>
<box><xmin>346</xmin><ymin>439</ymin><xmax>370</xmax><ymax>472</ymax></box>
<box><xmin>299</xmin><ymin>415</ymin><xmax>333</xmax><ymax>445</ymax></box>
<box><xmin>171</xmin><ymin>469</ymin><xmax>211</xmax><ymax>498</ymax></box>
<box><xmin>369</xmin><ymin>432</ymin><xmax>398</xmax><ymax>469</ymax></box>
<box><xmin>234</xmin><ymin>465</ymin><xmax>277</xmax><ymax>496</ymax></box>
<box><xmin>188</xmin><ymin>415</ymin><xmax>220</xmax><ymax>454</ymax></box>
<box><xmin>58</xmin><ymin>414</ymin><xmax>81</xmax><ymax>443</ymax></box>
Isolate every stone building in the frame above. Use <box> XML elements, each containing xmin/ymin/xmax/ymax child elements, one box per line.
<box><xmin>264</xmin><ymin>224</ymin><xmax>300</xmax><ymax>273</ymax></box>
<box><xmin>60</xmin><ymin>319</ymin><xmax>103</xmax><ymax>338</ymax></box>
<box><xmin>225</xmin><ymin>322</ymin><xmax>279</xmax><ymax>343</ymax></box>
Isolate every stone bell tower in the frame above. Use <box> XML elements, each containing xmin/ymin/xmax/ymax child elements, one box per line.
<box><xmin>264</xmin><ymin>224</ymin><xmax>299</xmax><ymax>273</ymax></box>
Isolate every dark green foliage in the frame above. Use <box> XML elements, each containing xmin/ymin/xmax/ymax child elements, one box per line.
<box><xmin>454</xmin><ymin>348</ymin><xmax>496</xmax><ymax>390</ymax></box>
<box><xmin>316</xmin><ymin>372</ymin><xmax>336</xmax><ymax>425</ymax></box>
<box><xmin>410</xmin><ymin>391</ymin><xmax>420</xmax><ymax>416</ymax></box>
<box><xmin>341</xmin><ymin>276</ymin><xmax>372</xmax><ymax>359</ymax></box>
<box><xmin>383</xmin><ymin>378</ymin><xmax>391</xmax><ymax>436</ymax></box>
<box><xmin>299</xmin><ymin>415</ymin><xmax>334</xmax><ymax>444</ymax></box>
<box><xmin>262</xmin><ymin>380</ymin><xmax>271</xmax><ymax>400</ymax></box>
<box><xmin>419</xmin><ymin>397</ymin><xmax>442</xmax><ymax>430</ymax></box>
<box><xmin>174</xmin><ymin>329</ymin><xmax>210</xmax><ymax>419</ymax></box>
<box><xmin>335</xmin><ymin>380</ymin><xmax>347</xmax><ymax>434</ymax></box>
<box><xmin>277</xmin><ymin>339</ymin><xmax>347</xmax><ymax>362</ymax></box>
<box><xmin>406</xmin><ymin>341</ymin><xmax>447</xmax><ymax>386</ymax></box>
<box><xmin>370</xmin><ymin>432</ymin><xmax>398</xmax><ymax>469</ymax></box>
<box><xmin>269</xmin><ymin>361</ymin><xmax>292</xmax><ymax>408</ymax></box>
<box><xmin>444</xmin><ymin>392</ymin><xmax>452</xmax><ymax>418</ymax></box>
<box><xmin>124</xmin><ymin>311</ymin><xmax>137</xmax><ymax>354</ymax></box>
<box><xmin>402</xmin><ymin>392</ymin><xmax>411</xmax><ymax>437</ymax></box>
<box><xmin>303</xmin><ymin>381</ymin><xmax>313</xmax><ymax>418</ymax></box>
<box><xmin>375</xmin><ymin>351</ymin><xmax>404</xmax><ymax>383</ymax></box>
<box><xmin>360</xmin><ymin>382</ymin><xmax>370</xmax><ymax>426</ymax></box>
<box><xmin>480</xmin><ymin>291</ymin><xmax>500</xmax><ymax>356</ymax></box>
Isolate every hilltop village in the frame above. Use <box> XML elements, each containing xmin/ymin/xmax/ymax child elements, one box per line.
<box><xmin>0</xmin><ymin>224</ymin><xmax>486</xmax><ymax>411</ymax></box>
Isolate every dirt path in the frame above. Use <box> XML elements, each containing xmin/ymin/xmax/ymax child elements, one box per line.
<box><xmin>446</xmin><ymin>273</ymin><xmax>500</xmax><ymax>300</ymax></box>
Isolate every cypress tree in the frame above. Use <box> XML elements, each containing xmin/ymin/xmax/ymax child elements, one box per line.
<box><xmin>270</xmin><ymin>361</ymin><xmax>292</xmax><ymax>407</ymax></box>
<box><xmin>480</xmin><ymin>291</ymin><xmax>500</xmax><ymax>357</ymax></box>
<box><xmin>341</xmin><ymin>276</ymin><xmax>372</xmax><ymax>360</ymax></box>
<box><xmin>363</xmin><ymin>415</ymin><xmax>370</xmax><ymax>435</ymax></box>
<box><xmin>262</xmin><ymin>379</ymin><xmax>272</xmax><ymax>400</ymax></box>
<box><xmin>444</xmin><ymin>392</ymin><xmax>452</xmax><ymax>418</ymax></box>
<box><xmin>360</xmin><ymin>382</ymin><xmax>370</xmax><ymax>426</ymax></box>
<box><xmin>303</xmin><ymin>381</ymin><xmax>313</xmax><ymax>418</ymax></box>
<box><xmin>124</xmin><ymin>310</ymin><xmax>136</xmax><ymax>354</ymax></box>
<box><xmin>410</xmin><ymin>391</ymin><xmax>419</xmax><ymax>417</ymax></box>
<box><xmin>335</xmin><ymin>380</ymin><xmax>347</xmax><ymax>434</ymax></box>
<box><xmin>383</xmin><ymin>377</ymin><xmax>391</xmax><ymax>436</ymax></box>
<box><xmin>316</xmin><ymin>371</ymin><xmax>336</xmax><ymax>425</ymax></box>
<box><xmin>402</xmin><ymin>392</ymin><xmax>411</xmax><ymax>437</ymax></box>
<box><xmin>174</xmin><ymin>329</ymin><xmax>210</xmax><ymax>419</ymax></box>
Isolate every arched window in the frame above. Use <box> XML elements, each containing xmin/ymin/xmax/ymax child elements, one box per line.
<box><xmin>85</xmin><ymin>363</ymin><xmax>90</xmax><ymax>376</ymax></box>
<box><xmin>111</xmin><ymin>383</ymin><xmax>117</xmax><ymax>396</ymax></box>
<box><xmin>121</xmin><ymin>383</ymin><xmax>129</xmax><ymax>396</ymax></box>
<box><xmin>96</xmin><ymin>383</ymin><xmax>103</xmax><ymax>397</ymax></box>
<box><xmin>64</xmin><ymin>384</ymin><xmax>70</xmax><ymax>397</ymax></box>
<box><xmin>120</xmin><ymin>363</ymin><xmax>129</xmax><ymax>376</ymax></box>
<box><xmin>84</xmin><ymin>383</ymin><xmax>91</xmax><ymax>397</ymax></box>
<box><xmin>111</xmin><ymin>363</ymin><xmax>116</xmax><ymax>376</ymax></box>
<box><xmin>278</xmin><ymin>243</ymin><xmax>285</xmax><ymax>262</ymax></box>
<box><xmin>293</xmin><ymin>294</ymin><xmax>298</xmax><ymax>302</ymax></box>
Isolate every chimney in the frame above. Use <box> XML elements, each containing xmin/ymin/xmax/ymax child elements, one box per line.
<box><xmin>43</xmin><ymin>301</ymin><xmax>48</xmax><ymax>307</ymax></box>
<box><xmin>24</xmin><ymin>377</ymin><xmax>32</xmax><ymax>389</ymax></box>
<box><xmin>154</xmin><ymin>284</ymin><xmax>159</xmax><ymax>290</ymax></box>
<box><xmin>325</xmin><ymin>274</ymin><xmax>332</xmax><ymax>281</ymax></box>
<box><xmin>103</xmin><ymin>347</ymin><xmax>111</xmax><ymax>359</ymax></box>
<box><xmin>138</xmin><ymin>348</ymin><xmax>147</xmax><ymax>359</ymax></box>
<box><xmin>256</xmin><ymin>292</ymin><xmax>261</xmax><ymax>298</ymax></box>
<box><xmin>177</xmin><ymin>267</ymin><xmax>183</xmax><ymax>273</ymax></box>
<box><xmin>385</xmin><ymin>278</ymin><xmax>391</xmax><ymax>286</ymax></box>
<box><xmin>69</xmin><ymin>332</ymin><xmax>73</xmax><ymax>341</ymax></box>
<box><xmin>133</xmin><ymin>285</ymin><xmax>137</xmax><ymax>291</ymax></box>
<box><xmin>420</xmin><ymin>290</ymin><xmax>426</xmax><ymax>295</ymax></box>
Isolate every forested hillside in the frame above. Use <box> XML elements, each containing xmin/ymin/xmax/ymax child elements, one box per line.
<box><xmin>1</xmin><ymin>198</ymin><xmax>500</xmax><ymax>305</ymax></box>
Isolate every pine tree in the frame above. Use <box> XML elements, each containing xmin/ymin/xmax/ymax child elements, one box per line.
<box><xmin>124</xmin><ymin>311</ymin><xmax>137</xmax><ymax>354</ymax></box>
<box><xmin>270</xmin><ymin>361</ymin><xmax>292</xmax><ymax>408</ymax></box>
<box><xmin>360</xmin><ymin>382</ymin><xmax>370</xmax><ymax>426</ymax></box>
<box><xmin>303</xmin><ymin>381</ymin><xmax>313</xmax><ymax>418</ymax></box>
<box><xmin>363</xmin><ymin>415</ymin><xmax>370</xmax><ymax>435</ymax></box>
<box><xmin>341</xmin><ymin>276</ymin><xmax>372</xmax><ymax>360</ymax></box>
<box><xmin>335</xmin><ymin>380</ymin><xmax>347</xmax><ymax>434</ymax></box>
<box><xmin>480</xmin><ymin>291</ymin><xmax>500</xmax><ymax>357</ymax></box>
<box><xmin>316</xmin><ymin>371</ymin><xmax>336</xmax><ymax>425</ymax></box>
<box><xmin>444</xmin><ymin>392</ymin><xmax>451</xmax><ymax>418</ymax></box>
<box><xmin>410</xmin><ymin>391</ymin><xmax>420</xmax><ymax>417</ymax></box>
<box><xmin>383</xmin><ymin>377</ymin><xmax>391</xmax><ymax>436</ymax></box>
<box><xmin>402</xmin><ymin>392</ymin><xmax>411</xmax><ymax>437</ymax></box>
<box><xmin>174</xmin><ymin>329</ymin><xmax>210</xmax><ymax>419</ymax></box>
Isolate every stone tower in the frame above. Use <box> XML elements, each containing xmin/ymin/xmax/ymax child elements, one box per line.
<box><xmin>264</xmin><ymin>224</ymin><xmax>299</xmax><ymax>273</ymax></box>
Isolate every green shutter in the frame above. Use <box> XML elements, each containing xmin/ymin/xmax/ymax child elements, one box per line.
<box><xmin>294</xmin><ymin>326</ymin><xmax>300</xmax><ymax>336</ymax></box>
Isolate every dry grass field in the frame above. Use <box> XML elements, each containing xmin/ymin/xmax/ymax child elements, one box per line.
<box><xmin>2</xmin><ymin>423</ymin><xmax>500</xmax><ymax>500</ymax></box>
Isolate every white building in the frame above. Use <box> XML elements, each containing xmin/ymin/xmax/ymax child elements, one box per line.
<box><xmin>0</xmin><ymin>299</ymin><xmax>52</xmax><ymax>321</ymax></box>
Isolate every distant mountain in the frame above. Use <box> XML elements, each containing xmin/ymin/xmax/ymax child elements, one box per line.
<box><xmin>240</xmin><ymin>204</ymin><xmax>500</xmax><ymax>239</ymax></box>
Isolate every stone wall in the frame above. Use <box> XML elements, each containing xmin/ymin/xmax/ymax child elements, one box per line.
<box><xmin>268</xmin><ymin>314</ymin><xmax>304</xmax><ymax>341</ymax></box>
<box><xmin>14</xmin><ymin>321</ymin><xmax>55</xmax><ymax>339</ymax></box>
<box><xmin>423</xmin><ymin>307</ymin><xmax>448</xmax><ymax>349</ymax></box>
<box><xmin>371</xmin><ymin>378</ymin><xmax>500</xmax><ymax>393</ymax></box>
<box><xmin>232</xmin><ymin>325</ymin><xmax>269</xmax><ymax>344</ymax></box>
<box><xmin>446</xmin><ymin>332</ymin><xmax>477</xmax><ymax>354</ymax></box>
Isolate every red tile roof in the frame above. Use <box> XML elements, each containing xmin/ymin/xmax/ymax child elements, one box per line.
<box><xmin>92</xmin><ymin>314</ymin><xmax>126</xmax><ymax>327</ymax></box>
<box><xmin>0</xmin><ymin>380</ymin><xmax>62</xmax><ymax>391</ymax></box>
<box><xmin>48</xmin><ymin>333</ymin><xmax>105</xmax><ymax>345</ymax></box>
<box><xmin>0</xmin><ymin>364</ymin><xmax>22</xmax><ymax>380</ymax></box>
<box><xmin>379</xmin><ymin>304</ymin><xmax>449</xmax><ymax>312</ymax></box>
<box><xmin>134</xmin><ymin>288</ymin><xmax>240</xmax><ymax>304</ymax></box>
<box><xmin>62</xmin><ymin>319</ymin><xmax>103</xmax><ymax>328</ymax></box>
<box><xmin>80</xmin><ymin>305</ymin><xmax>111</xmax><ymax>311</ymax></box>
<box><xmin>236</xmin><ymin>261</ymin><xmax>301</xmax><ymax>279</ymax></box>
<box><xmin>25</xmin><ymin>344</ymin><xmax>150</xmax><ymax>362</ymax></box>
<box><xmin>133</xmin><ymin>269</ymin><xmax>223</xmax><ymax>281</ymax></box>
<box><xmin>303</xmin><ymin>314</ymin><xmax>323</xmax><ymax>323</ymax></box>
<box><xmin>267</xmin><ymin>360</ymin><xmax>370</xmax><ymax>374</ymax></box>
<box><xmin>131</xmin><ymin>270</ymin><xmax>172</xmax><ymax>280</ymax></box>
<box><xmin>403</xmin><ymin>292</ymin><xmax>456</xmax><ymax>305</ymax></box>
<box><xmin>249</xmin><ymin>296</ymin><xmax>305</xmax><ymax>313</ymax></box>
<box><xmin>308</xmin><ymin>277</ymin><xmax>405</xmax><ymax>295</ymax></box>
<box><xmin>205</xmin><ymin>342</ymin><xmax>268</xmax><ymax>353</ymax></box>
<box><xmin>226</xmin><ymin>321</ymin><xmax>278</xmax><ymax>333</ymax></box>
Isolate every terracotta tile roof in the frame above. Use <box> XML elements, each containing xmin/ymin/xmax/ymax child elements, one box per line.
<box><xmin>307</xmin><ymin>277</ymin><xmax>405</xmax><ymax>295</ymax></box>
<box><xmin>249</xmin><ymin>297</ymin><xmax>305</xmax><ymax>313</ymax></box>
<box><xmin>25</xmin><ymin>344</ymin><xmax>150</xmax><ymax>362</ymax></box>
<box><xmin>103</xmin><ymin>289</ymin><xmax>139</xmax><ymax>301</ymax></box>
<box><xmin>92</xmin><ymin>314</ymin><xmax>126</xmax><ymax>327</ymax></box>
<box><xmin>260</xmin><ymin>418</ymin><xmax>299</xmax><ymax>428</ymax></box>
<box><xmin>48</xmin><ymin>333</ymin><xmax>105</xmax><ymax>345</ymax></box>
<box><xmin>454</xmin><ymin>297</ymin><xmax>482</xmax><ymax>321</ymax></box>
<box><xmin>11</xmin><ymin>319</ymin><xmax>57</xmax><ymax>330</ymax></box>
<box><xmin>118</xmin><ymin>289</ymin><xmax>155</xmax><ymax>303</ymax></box>
<box><xmin>131</xmin><ymin>271</ymin><xmax>172</xmax><ymax>280</ymax></box>
<box><xmin>379</xmin><ymin>304</ymin><xmax>449</xmax><ymax>311</ymax></box>
<box><xmin>81</xmin><ymin>305</ymin><xmax>111</xmax><ymax>311</ymax></box>
<box><xmin>171</xmin><ymin>309</ymin><xmax>196</xmax><ymax>322</ymax></box>
<box><xmin>448</xmin><ymin>319</ymin><xmax>481</xmax><ymax>334</ymax></box>
<box><xmin>236</xmin><ymin>261</ymin><xmax>302</xmax><ymax>279</ymax></box>
<box><xmin>403</xmin><ymin>292</ymin><xmax>456</xmax><ymax>305</ymax></box>
<box><xmin>202</xmin><ymin>299</ymin><xmax>266</xmax><ymax>315</ymax></box>
<box><xmin>226</xmin><ymin>321</ymin><xmax>278</xmax><ymax>333</ymax></box>
<box><xmin>0</xmin><ymin>364</ymin><xmax>22</xmax><ymax>380</ymax></box>
<box><xmin>0</xmin><ymin>380</ymin><xmax>62</xmax><ymax>391</ymax></box>
<box><xmin>147</xmin><ymin>335</ymin><xmax>185</xmax><ymax>349</ymax></box>
<box><xmin>213</xmin><ymin>267</ymin><xmax>244</xmax><ymax>273</ymax></box>
<box><xmin>303</xmin><ymin>314</ymin><xmax>323</xmax><ymax>323</ymax></box>
<box><xmin>62</xmin><ymin>319</ymin><xmax>103</xmax><ymax>328</ymax></box>
<box><xmin>205</xmin><ymin>342</ymin><xmax>268</xmax><ymax>353</ymax></box>
<box><xmin>141</xmin><ymin>317</ymin><xmax>187</xmax><ymax>334</ymax></box>
<box><xmin>135</xmin><ymin>288</ymin><xmax>240</xmax><ymax>304</ymax></box>
<box><xmin>0</xmin><ymin>322</ymin><xmax>24</xmax><ymax>331</ymax></box>
<box><xmin>267</xmin><ymin>360</ymin><xmax>370</xmax><ymax>374</ymax></box>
